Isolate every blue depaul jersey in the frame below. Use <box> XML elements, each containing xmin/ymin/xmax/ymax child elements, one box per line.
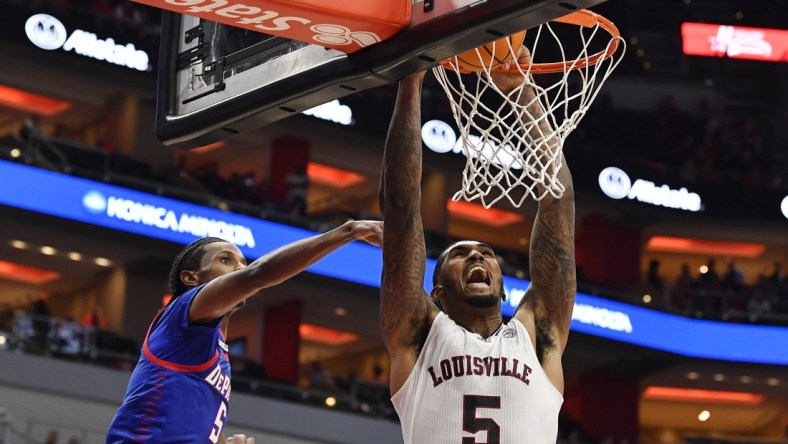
<box><xmin>106</xmin><ymin>285</ymin><xmax>232</xmax><ymax>443</ymax></box>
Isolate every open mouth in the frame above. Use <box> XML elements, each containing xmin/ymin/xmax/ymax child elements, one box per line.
<box><xmin>465</xmin><ymin>264</ymin><xmax>491</xmax><ymax>289</ymax></box>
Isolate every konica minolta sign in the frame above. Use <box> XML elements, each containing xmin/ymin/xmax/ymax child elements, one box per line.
<box><xmin>81</xmin><ymin>190</ymin><xmax>256</xmax><ymax>248</ymax></box>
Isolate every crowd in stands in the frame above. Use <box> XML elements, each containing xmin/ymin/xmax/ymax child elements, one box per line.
<box><xmin>0</xmin><ymin>297</ymin><xmax>400</xmax><ymax>422</ymax></box>
<box><xmin>578</xmin><ymin>94</ymin><xmax>785</xmax><ymax>190</ymax></box>
<box><xmin>642</xmin><ymin>259</ymin><xmax>788</xmax><ymax>325</ymax></box>
<box><xmin>16</xmin><ymin>0</ymin><xmax>788</xmax><ymax>193</ymax></box>
<box><xmin>347</xmin><ymin>78</ymin><xmax>787</xmax><ymax>193</ymax></box>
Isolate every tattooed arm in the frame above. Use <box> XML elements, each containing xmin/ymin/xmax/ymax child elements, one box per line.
<box><xmin>493</xmin><ymin>50</ymin><xmax>576</xmax><ymax>394</ymax></box>
<box><xmin>515</xmin><ymin>151</ymin><xmax>576</xmax><ymax>359</ymax></box>
<box><xmin>380</xmin><ymin>72</ymin><xmax>439</xmax><ymax>395</ymax></box>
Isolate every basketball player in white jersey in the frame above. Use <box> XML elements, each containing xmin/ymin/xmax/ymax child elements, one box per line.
<box><xmin>379</xmin><ymin>51</ymin><xmax>575</xmax><ymax>443</ymax></box>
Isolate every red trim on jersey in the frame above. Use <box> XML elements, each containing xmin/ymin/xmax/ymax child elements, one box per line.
<box><xmin>142</xmin><ymin>309</ymin><xmax>220</xmax><ymax>373</ymax></box>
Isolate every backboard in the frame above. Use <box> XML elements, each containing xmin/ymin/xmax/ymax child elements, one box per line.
<box><xmin>154</xmin><ymin>0</ymin><xmax>609</xmax><ymax>149</ymax></box>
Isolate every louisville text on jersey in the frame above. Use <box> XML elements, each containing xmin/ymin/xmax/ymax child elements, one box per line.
<box><xmin>427</xmin><ymin>354</ymin><xmax>533</xmax><ymax>387</ymax></box>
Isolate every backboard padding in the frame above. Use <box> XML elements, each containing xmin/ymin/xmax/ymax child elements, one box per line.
<box><xmin>156</xmin><ymin>0</ymin><xmax>609</xmax><ymax>149</ymax></box>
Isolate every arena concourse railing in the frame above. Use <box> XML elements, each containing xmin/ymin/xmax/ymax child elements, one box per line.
<box><xmin>0</xmin><ymin>311</ymin><xmax>398</xmax><ymax>422</ymax></box>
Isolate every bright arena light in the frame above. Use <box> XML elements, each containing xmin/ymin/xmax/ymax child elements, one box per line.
<box><xmin>10</xmin><ymin>240</ymin><xmax>28</xmax><ymax>249</ymax></box>
<box><xmin>698</xmin><ymin>410</ymin><xmax>711</xmax><ymax>422</ymax></box>
<box><xmin>94</xmin><ymin>257</ymin><xmax>113</xmax><ymax>267</ymax></box>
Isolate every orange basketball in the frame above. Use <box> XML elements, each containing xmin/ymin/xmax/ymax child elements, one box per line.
<box><xmin>453</xmin><ymin>31</ymin><xmax>526</xmax><ymax>72</ymax></box>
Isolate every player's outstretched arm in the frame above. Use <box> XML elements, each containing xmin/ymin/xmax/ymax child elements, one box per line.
<box><xmin>189</xmin><ymin>220</ymin><xmax>383</xmax><ymax>323</ymax></box>
<box><xmin>517</xmin><ymin>153</ymin><xmax>575</xmax><ymax>355</ymax></box>
<box><xmin>493</xmin><ymin>49</ymin><xmax>576</xmax><ymax>391</ymax></box>
<box><xmin>379</xmin><ymin>72</ymin><xmax>437</xmax><ymax>394</ymax></box>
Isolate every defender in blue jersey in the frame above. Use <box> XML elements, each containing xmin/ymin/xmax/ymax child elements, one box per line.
<box><xmin>107</xmin><ymin>220</ymin><xmax>383</xmax><ymax>444</ymax></box>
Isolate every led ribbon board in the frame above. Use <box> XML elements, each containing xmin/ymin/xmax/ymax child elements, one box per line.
<box><xmin>1</xmin><ymin>160</ymin><xmax>786</xmax><ymax>365</ymax></box>
<box><xmin>682</xmin><ymin>22</ymin><xmax>788</xmax><ymax>62</ymax></box>
<box><xmin>0</xmin><ymin>160</ymin><xmax>380</xmax><ymax>287</ymax></box>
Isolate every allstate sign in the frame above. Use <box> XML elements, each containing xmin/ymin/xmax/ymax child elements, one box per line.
<box><xmin>25</xmin><ymin>13</ymin><xmax>150</xmax><ymax>71</ymax></box>
<box><xmin>421</xmin><ymin>119</ymin><xmax>524</xmax><ymax>169</ymax></box>
<box><xmin>598</xmin><ymin>166</ymin><xmax>703</xmax><ymax>212</ymax></box>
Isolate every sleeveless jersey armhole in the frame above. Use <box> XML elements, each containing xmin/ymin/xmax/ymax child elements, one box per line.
<box><xmin>143</xmin><ymin>285</ymin><xmax>221</xmax><ymax>372</ymax></box>
<box><xmin>509</xmin><ymin>317</ymin><xmax>564</xmax><ymax>400</ymax></box>
<box><xmin>391</xmin><ymin>312</ymin><xmax>448</xmax><ymax>404</ymax></box>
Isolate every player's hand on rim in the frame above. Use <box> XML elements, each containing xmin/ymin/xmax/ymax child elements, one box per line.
<box><xmin>490</xmin><ymin>46</ymin><xmax>535</xmax><ymax>94</ymax></box>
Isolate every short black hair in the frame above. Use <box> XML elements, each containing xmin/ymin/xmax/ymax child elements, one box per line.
<box><xmin>167</xmin><ymin>237</ymin><xmax>226</xmax><ymax>300</ymax></box>
<box><xmin>432</xmin><ymin>241</ymin><xmax>494</xmax><ymax>286</ymax></box>
<box><xmin>432</xmin><ymin>247</ymin><xmax>452</xmax><ymax>287</ymax></box>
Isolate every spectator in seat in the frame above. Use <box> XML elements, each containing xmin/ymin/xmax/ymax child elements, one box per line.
<box><xmin>721</xmin><ymin>260</ymin><xmax>745</xmax><ymax>292</ymax></box>
<box><xmin>306</xmin><ymin>360</ymin><xmax>336</xmax><ymax>392</ymax></box>
<box><xmin>747</xmin><ymin>287</ymin><xmax>772</xmax><ymax>323</ymax></box>
<box><xmin>697</xmin><ymin>259</ymin><xmax>721</xmax><ymax>291</ymax></box>
<box><xmin>29</xmin><ymin>293</ymin><xmax>52</xmax><ymax>352</ymax></box>
<box><xmin>372</xmin><ymin>364</ymin><xmax>387</xmax><ymax>385</ymax></box>
<box><xmin>82</xmin><ymin>305</ymin><xmax>108</xmax><ymax>330</ymax></box>
<box><xmin>670</xmin><ymin>264</ymin><xmax>695</xmax><ymax>313</ymax></box>
<box><xmin>285</xmin><ymin>165</ymin><xmax>309</xmax><ymax>218</ymax></box>
<box><xmin>0</xmin><ymin>302</ymin><xmax>13</xmax><ymax>332</ymax></box>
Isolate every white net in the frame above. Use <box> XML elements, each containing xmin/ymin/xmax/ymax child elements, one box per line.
<box><xmin>432</xmin><ymin>10</ymin><xmax>625</xmax><ymax>208</ymax></box>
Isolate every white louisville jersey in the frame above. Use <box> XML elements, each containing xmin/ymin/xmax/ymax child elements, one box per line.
<box><xmin>392</xmin><ymin>312</ymin><xmax>563</xmax><ymax>444</ymax></box>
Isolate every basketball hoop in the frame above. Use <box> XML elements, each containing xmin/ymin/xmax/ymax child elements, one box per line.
<box><xmin>433</xmin><ymin>10</ymin><xmax>625</xmax><ymax>208</ymax></box>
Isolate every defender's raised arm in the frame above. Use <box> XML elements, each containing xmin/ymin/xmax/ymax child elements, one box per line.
<box><xmin>189</xmin><ymin>220</ymin><xmax>383</xmax><ymax>323</ymax></box>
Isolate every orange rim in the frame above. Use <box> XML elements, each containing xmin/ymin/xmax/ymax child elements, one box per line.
<box><xmin>440</xmin><ymin>9</ymin><xmax>622</xmax><ymax>75</ymax></box>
